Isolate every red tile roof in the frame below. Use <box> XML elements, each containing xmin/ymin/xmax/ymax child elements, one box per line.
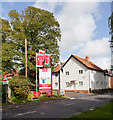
<box><xmin>73</xmin><ymin>55</ymin><xmax>104</xmax><ymax>72</ymax></box>
<box><xmin>53</xmin><ymin>63</ymin><xmax>65</xmax><ymax>72</ymax></box>
<box><xmin>53</xmin><ymin>55</ymin><xmax>104</xmax><ymax>72</ymax></box>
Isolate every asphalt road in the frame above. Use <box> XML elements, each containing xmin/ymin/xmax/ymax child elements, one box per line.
<box><xmin>1</xmin><ymin>92</ymin><xmax>112</xmax><ymax>119</ymax></box>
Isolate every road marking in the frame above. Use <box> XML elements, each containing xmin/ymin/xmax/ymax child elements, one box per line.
<box><xmin>15</xmin><ymin>111</ymin><xmax>36</xmax><ymax>116</ymax></box>
<box><xmin>67</xmin><ymin>97</ymin><xmax>75</xmax><ymax>100</ymax></box>
<box><xmin>64</xmin><ymin>103</ymin><xmax>74</xmax><ymax>106</ymax></box>
<box><xmin>41</xmin><ymin>112</ymin><xmax>44</xmax><ymax>115</ymax></box>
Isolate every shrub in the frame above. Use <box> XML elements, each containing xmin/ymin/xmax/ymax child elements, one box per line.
<box><xmin>9</xmin><ymin>76</ymin><xmax>30</xmax><ymax>98</ymax></box>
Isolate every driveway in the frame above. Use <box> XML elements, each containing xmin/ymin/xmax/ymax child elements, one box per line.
<box><xmin>65</xmin><ymin>91</ymin><xmax>113</xmax><ymax>100</ymax></box>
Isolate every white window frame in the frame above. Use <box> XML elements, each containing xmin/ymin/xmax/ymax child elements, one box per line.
<box><xmin>79</xmin><ymin>70</ymin><xmax>83</xmax><ymax>74</ymax></box>
<box><xmin>66</xmin><ymin>82</ymin><xmax>70</xmax><ymax>87</ymax></box>
<box><xmin>79</xmin><ymin>81</ymin><xmax>83</xmax><ymax>86</ymax></box>
<box><xmin>66</xmin><ymin>71</ymin><xmax>69</xmax><ymax>75</ymax></box>
<box><xmin>55</xmin><ymin>82</ymin><xmax>58</xmax><ymax>86</ymax></box>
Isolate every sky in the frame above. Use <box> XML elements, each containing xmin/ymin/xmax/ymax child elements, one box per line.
<box><xmin>1</xmin><ymin>0</ymin><xmax>112</xmax><ymax>70</ymax></box>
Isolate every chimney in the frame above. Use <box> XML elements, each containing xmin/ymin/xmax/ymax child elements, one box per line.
<box><xmin>85</xmin><ymin>56</ymin><xmax>89</xmax><ymax>62</ymax></box>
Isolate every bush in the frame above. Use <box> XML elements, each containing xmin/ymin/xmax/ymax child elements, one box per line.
<box><xmin>9</xmin><ymin>76</ymin><xmax>30</xmax><ymax>98</ymax></box>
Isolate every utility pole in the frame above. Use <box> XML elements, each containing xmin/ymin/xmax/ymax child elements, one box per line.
<box><xmin>25</xmin><ymin>39</ymin><xmax>27</xmax><ymax>79</ymax></box>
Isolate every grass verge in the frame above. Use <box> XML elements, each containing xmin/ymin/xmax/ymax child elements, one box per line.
<box><xmin>65</xmin><ymin>100</ymin><xmax>113</xmax><ymax>119</ymax></box>
<box><xmin>2</xmin><ymin>94</ymin><xmax>64</xmax><ymax>105</ymax></box>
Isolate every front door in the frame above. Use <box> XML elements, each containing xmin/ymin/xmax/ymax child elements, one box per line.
<box><xmin>70</xmin><ymin>81</ymin><xmax>75</xmax><ymax>90</ymax></box>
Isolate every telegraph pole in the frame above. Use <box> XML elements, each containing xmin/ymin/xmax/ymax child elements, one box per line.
<box><xmin>25</xmin><ymin>39</ymin><xmax>27</xmax><ymax>79</ymax></box>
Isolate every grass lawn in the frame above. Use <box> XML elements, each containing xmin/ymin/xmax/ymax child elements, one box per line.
<box><xmin>65</xmin><ymin>100</ymin><xmax>113</xmax><ymax>119</ymax></box>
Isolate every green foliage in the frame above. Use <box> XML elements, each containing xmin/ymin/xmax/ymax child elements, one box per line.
<box><xmin>9</xmin><ymin>76</ymin><xmax>30</xmax><ymax>98</ymax></box>
<box><xmin>1</xmin><ymin>6</ymin><xmax>61</xmax><ymax>78</ymax></box>
<box><xmin>2</xmin><ymin>85</ymin><xmax>7</xmax><ymax>103</ymax></box>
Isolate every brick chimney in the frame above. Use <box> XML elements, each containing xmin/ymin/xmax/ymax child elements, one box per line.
<box><xmin>85</xmin><ymin>56</ymin><xmax>89</xmax><ymax>62</ymax></box>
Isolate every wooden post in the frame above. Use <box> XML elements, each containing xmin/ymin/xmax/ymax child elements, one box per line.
<box><xmin>31</xmin><ymin>91</ymin><xmax>33</xmax><ymax>101</ymax></box>
<box><xmin>8</xmin><ymin>86</ymin><xmax>11</xmax><ymax>99</ymax></box>
<box><xmin>57</xmin><ymin>90</ymin><xmax>59</xmax><ymax>97</ymax></box>
<box><xmin>25</xmin><ymin>39</ymin><xmax>27</xmax><ymax>79</ymax></box>
<box><xmin>51</xmin><ymin>68</ymin><xmax>52</xmax><ymax>97</ymax></box>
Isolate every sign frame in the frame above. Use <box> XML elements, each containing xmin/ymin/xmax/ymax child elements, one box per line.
<box><xmin>39</xmin><ymin>68</ymin><xmax>52</xmax><ymax>92</ymax></box>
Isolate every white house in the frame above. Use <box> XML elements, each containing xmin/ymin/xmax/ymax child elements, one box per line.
<box><xmin>52</xmin><ymin>55</ymin><xmax>109</xmax><ymax>93</ymax></box>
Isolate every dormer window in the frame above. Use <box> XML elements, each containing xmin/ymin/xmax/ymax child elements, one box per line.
<box><xmin>79</xmin><ymin>70</ymin><xmax>83</xmax><ymax>74</ymax></box>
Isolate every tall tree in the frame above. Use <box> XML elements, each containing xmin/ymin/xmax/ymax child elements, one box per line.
<box><xmin>2</xmin><ymin>6</ymin><xmax>61</xmax><ymax>79</ymax></box>
<box><xmin>1</xmin><ymin>18</ymin><xmax>18</xmax><ymax>74</ymax></box>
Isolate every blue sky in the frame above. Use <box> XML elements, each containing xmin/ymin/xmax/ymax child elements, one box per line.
<box><xmin>1</xmin><ymin>1</ymin><xmax>112</xmax><ymax>69</ymax></box>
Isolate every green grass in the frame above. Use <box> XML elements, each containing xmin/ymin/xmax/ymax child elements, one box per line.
<box><xmin>65</xmin><ymin>101</ymin><xmax>113</xmax><ymax>119</ymax></box>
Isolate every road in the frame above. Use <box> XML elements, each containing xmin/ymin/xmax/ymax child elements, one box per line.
<box><xmin>1</xmin><ymin>92</ymin><xmax>112</xmax><ymax>119</ymax></box>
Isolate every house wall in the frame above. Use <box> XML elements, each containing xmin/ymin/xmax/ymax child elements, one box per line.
<box><xmin>60</xmin><ymin>57</ymin><xmax>90</xmax><ymax>91</ymax></box>
<box><xmin>90</xmin><ymin>70</ymin><xmax>109</xmax><ymax>90</ymax></box>
<box><xmin>52</xmin><ymin>56</ymin><xmax>109</xmax><ymax>93</ymax></box>
<box><xmin>52</xmin><ymin>72</ymin><xmax>59</xmax><ymax>90</ymax></box>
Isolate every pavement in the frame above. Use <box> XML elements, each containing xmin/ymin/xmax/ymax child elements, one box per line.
<box><xmin>1</xmin><ymin>91</ymin><xmax>113</xmax><ymax>119</ymax></box>
<box><xmin>1</xmin><ymin>97</ymin><xmax>66</xmax><ymax>111</ymax></box>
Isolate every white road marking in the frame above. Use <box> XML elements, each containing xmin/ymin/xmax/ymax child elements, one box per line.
<box><xmin>41</xmin><ymin>112</ymin><xmax>44</xmax><ymax>115</ymax></box>
<box><xmin>15</xmin><ymin>111</ymin><xmax>36</xmax><ymax>116</ymax></box>
<box><xmin>64</xmin><ymin>103</ymin><xmax>74</xmax><ymax>106</ymax></box>
<box><xmin>67</xmin><ymin>97</ymin><xmax>75</xmax><ymax>100</ymax></box>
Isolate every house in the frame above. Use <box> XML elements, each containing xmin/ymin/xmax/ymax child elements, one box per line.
<box><xmin>52</xmin><ymin>55</ymin><xmax>109</xmax><ymax>93</ymax></box>
<box><xmin>109</xmin><ymin>76</ymin><xmax>113</xmax><ymax>89</ymax></box>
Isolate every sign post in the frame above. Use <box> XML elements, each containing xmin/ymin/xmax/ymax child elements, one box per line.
<box><xmin>36</xmin><ymin>50</ymin><xmax>52</xmax><ymax>96</ymax></box>
<box><xmin>3</xmin><ymin>75</ymin><xmax>8</xmax><ymax>104</ymax></box>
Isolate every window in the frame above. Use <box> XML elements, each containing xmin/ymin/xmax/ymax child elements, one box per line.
<box><xmin>91</xmin><ymin>81</ymin><xmax>93</xmax><ymax>86</ymax></box>
<box><xmin>66</xmin><ymin>71</ymin><xmax>69</xmax><ymax>75</ymax></box>
<box><xmin>101</xmin><ymin>82</ymin><xmax>103</xmax><ymax>86</ymax></box>
<box><xmin>66</xmin><ymin>82</ymin><xmax>70</xmax><ymax>87</ymax></box>
<box><xmin>79</xmin><ymin>81</ymin><xmax>83</xmax><ymax>86</ymax></box>
<box><xmin>55</xmin><ymin>73</ymin><xmax>58</xmax><ymax>77</ymax></box>
<box><xmin>79</xmin><ymin>70</ymin><xmax>83</xmax><ymax>74</ymax></box>
<box><xmin>96</xmin><ymin>82</ymin><xmax>99</xmax><ymax>86</ymax></box>
<box><xmin>55</xmin><ymin>83</ymin><xmax>58</xmax><ymax>86</ymax></box>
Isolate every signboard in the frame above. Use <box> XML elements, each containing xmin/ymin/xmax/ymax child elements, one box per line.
<box><xmin>36</xmin><ymin>53</ymin><xmax>44</xmax><ymax>67</ymax></box>
<box><xmin>39</xmin><ymin>50</ymin><xmax>51</xmax><ymax>65</ymax></box>
<box><xmin>3</xmin><ymin>75</ymin><xmax>9</xmax><ymax>85</ymax></box>
<box><xmin>39</xmin><ymin>50</ymin><xmax>45</xmax><ymax>61</ymax></box>
<box><xmin>34</xmin><ymin>91</ymin><xmax>41</xmax><ymax>97</ymax></box>
<box><xmin>36</xmin><ymin>52</ymin><xmax>51</xmax><ymax>67</ymax></box>
<box><xmin>39</xmin><ymin>68</ymin><xmax>52</xmax><ymax>92</ymax></box>
<box><xmin>45</xmin><ymin>54</ymin><xmax>51</xmax><ymax>65</ymax></box>
<box><xmin>3</xmin><ymin>81</ymin><xmax>9</xmax><ymax>85</ymax></box>
<box><xmin>60</xmin><ymin>89</ymin><xmax>65</xmax><ymax>96</ymax></box>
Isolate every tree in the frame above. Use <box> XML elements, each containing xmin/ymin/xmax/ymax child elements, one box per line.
<box><xmin>9</xmin><ymin>76</ymin><xmax>31</xmax><ymax>98</ymax></box>
<box><xmin>2</xmin><ymin>6</ymin><xmax>61</xmax><ymax>79</ymax></box>
<box><xmin>1</xmin><ymin>18</ymin><xmax>18</xmax><ymax>74</ymax></box>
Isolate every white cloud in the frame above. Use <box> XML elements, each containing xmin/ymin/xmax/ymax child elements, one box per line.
<box><xmin>33</xmin><ymin>1</ymin><xmax>110</xmax><ymax>69</ymax></box>
<box><xmin>79</xmin><ymin>37</ymin><xmax>110</xmax><ymax>57</ymax></box>
<box><xmin>33</xmin><ymin>1</ymin><xmax>63</xmax><ymax>13</ymax></box>
<box><xmin>91</xmin><ymin>57</ymin><xmax>110</xmax><ymax>69</ymax></box>
<box><xmin>56</xmin><ymin>2</ymin><xmax>99</xmax><ymax>51</ymax></box>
